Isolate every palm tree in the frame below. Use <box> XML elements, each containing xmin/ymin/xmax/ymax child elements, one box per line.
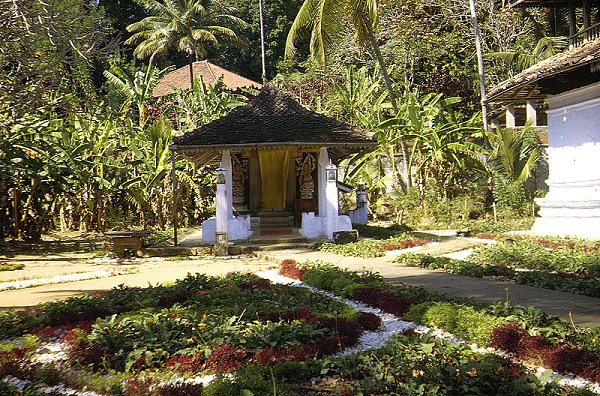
<box><xmin>285</xmin><ymin>0</ymin><xmax>412</xmax><ymax>188</ymax></box>
<box><xmin>486</xmin><ymin>125</ymin><xmax>543</xmax><ymax>185</ymax></box>
<box><xmin>285</xmin><ymin>0</ymin><xmax>398</xmax><ymax>112</ymax></box>
<box><xmin>486</xmin><ymin>36</ymin><xmax>568</xmax><ymax>75</ymax></box>
<box><xmin>103</xmin><ymin>60</ymin><xmax>174</xmax><ymax>126</ymax></box>
<box><xmin>125</xmin><ymin>0</ymin><xmax>246</xmax><ymax>83</ymax></box>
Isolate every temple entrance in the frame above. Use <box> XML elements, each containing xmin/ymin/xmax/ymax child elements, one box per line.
<box><xmin>258</xmin><ymin>149</ymin><xmax>290</xmax><ymax>210</ymax></box>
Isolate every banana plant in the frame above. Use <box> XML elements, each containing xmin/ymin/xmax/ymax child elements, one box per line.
<box><xmin>122</xmin><ymin>118</ymin><xmax>173</xmax><ymax>229</ymax></box>
<box><xmin>103</xmin><ymin>59</ymin><xmax>174</xmax><ymax>126</ymax></box>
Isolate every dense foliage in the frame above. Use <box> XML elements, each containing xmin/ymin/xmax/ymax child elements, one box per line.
<box><xmin>1</xmin><ymin>0</ymin><xmax>555</xmax><ymax>238</ymax></box>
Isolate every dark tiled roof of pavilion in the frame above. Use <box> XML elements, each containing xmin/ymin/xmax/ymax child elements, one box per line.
<box><xmin>153</xmin><ymin>61</ymin><xmax>262</xmax><ymax>97</ymax></box>
<box><xmin>486</xmin><ymin>38</ymin><xmax>600</xmax><ymax>103</ymax></box>
<box><xmin>172</xmin><ymin>86</ymin><xmax>376</xmax><ymax>163</ymax></box>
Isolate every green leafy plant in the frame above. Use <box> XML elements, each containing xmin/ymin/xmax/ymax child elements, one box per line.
<box><xmin>470</xmin><ymin>238</ymin><xmax>600</xmax><ymax>277</ymax></box>
<box><xmin>0</xmin><ymin>262</ymin><xmax>25</xmax><ymax>271</ymax></box>
<box><xmin>406</xmin><ymin>301</ymin><xmax>506</xmax><ymax>346</ymax></box>
<box><xmin>316</xmin><ymin>234</ymin><xmax>428</xmax><ymax>258</ymax></box>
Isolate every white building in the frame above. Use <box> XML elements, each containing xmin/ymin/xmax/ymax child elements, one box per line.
<box><xmin>487</xmin><ymin>0</ymin><xmax>600</xmax><ymax>237</ymax></box>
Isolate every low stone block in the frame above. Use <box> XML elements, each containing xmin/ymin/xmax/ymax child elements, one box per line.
<box><xmin>333</xmin><ymin>230</ymin><xmax>359</xmax><ymax>244</ymax></box>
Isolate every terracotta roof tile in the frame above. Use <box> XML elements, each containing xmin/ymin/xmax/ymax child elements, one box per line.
<box><xmin>153</xmin><ymin>61</ymin><xmax>262</xmax><ymax>97</ymax></box>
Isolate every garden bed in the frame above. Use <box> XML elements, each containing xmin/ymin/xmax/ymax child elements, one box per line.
<box><xmin>393</xmin><ymin>234</ymin><xmax>600</xmax><ymax>298</ymax></box>
<box><xmin>1</xmin><ymin>260</ymin><xmax>599</xmax><ymax>395</ymax></box>
<box><xmin>315</xmin><ymin>233</ymin><xmax>429</xmax><ymax>258</ymax></box>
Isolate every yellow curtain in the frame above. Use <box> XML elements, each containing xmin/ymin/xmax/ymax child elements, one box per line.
<box><xmin>258</xmin><ymin>149</ymin><xmax>289</xmax><ymax>209</ymax></box>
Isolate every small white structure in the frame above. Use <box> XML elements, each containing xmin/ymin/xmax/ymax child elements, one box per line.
<box><xmin>299</xmin><ymin>148</ymin><xmax>353</xmax><ymax>240</ymax></box>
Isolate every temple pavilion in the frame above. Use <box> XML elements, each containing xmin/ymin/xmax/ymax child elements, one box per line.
<box><xmin>169</xmin><ymin>86</ymin><xmax>376</xmax><ymax>244</ymax></box>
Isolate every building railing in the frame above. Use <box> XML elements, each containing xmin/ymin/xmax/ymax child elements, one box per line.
<box><xmin>570</xmin><ymin>22</ymin><xmax>600</xmax><ymax>48</ymax></box>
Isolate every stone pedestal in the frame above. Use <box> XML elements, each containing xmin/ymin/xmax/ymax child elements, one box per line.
<box><xmin>349</xmin><ymin>190</ymin><xmax>368</xmax><ymax>225</ymax></box>
<box><xmin>105</xmin><ymin>230</ymin><xmax>152</xmax><ymax>258</ymax></box>
<box><xmin>214</xmin><ymin>232</ymin><xmax>228</xmax><ymax>256</ymax></box>
<box><xmin>334</xmin><ymin>230</ymin><xmax>359</xmax><ymax>244</ymax></box>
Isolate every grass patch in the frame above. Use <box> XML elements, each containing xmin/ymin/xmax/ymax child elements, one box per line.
<box><xmin>0</xmin><ymin>262</ymin><xmax>25</xmax><ymax>271</ymax></box>
<box><xmin>316</xmin><ymin>234</ymin><xmax>428</xmax><ymax>258</ymax></box>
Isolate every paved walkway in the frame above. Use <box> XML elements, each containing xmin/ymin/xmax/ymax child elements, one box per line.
<box><xmin>1</xmin><ymin>235</ymin><xmax>599</xmax><ymax>328</ymax></box>
<box><xmin>257</xmin><ymin>242</ymin><xmax>600</xmax><ymax>328</ymax></box>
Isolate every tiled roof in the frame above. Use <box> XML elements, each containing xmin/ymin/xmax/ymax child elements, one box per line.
<box><xmin>509</xmin><ymin>0</ymin><xmax>600</xmax><ymax>7</ymax></box>
<box><xmin>153</xmin><ymin>61</ymin><xmax>262</xmax><ymax>97</ymax></box>
<box><xmin>172</xmin><ymin>86</ymin><xmax>376</xmax><ymax>163</ymax></box>
<box><xmin>487</xmin><ymin>38</ymin><xmax>600</xmax><ymax>103</ymax></box>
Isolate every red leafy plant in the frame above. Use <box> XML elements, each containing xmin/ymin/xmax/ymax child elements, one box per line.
<box><xmin>351</xmin><ymin>287</ymin><xmax>421</xmax><ymax>317</ymax></box>
<box><xmin>279</xmin><ymin>259</ymin><xmax>307</xmax><ymax>280</ymax></box>
<box><xmin>0</xmin><ymin>347</ymin><xmax>29</xmax><ymax>377</ymax></box>
<box><xmin>166</xmin><ymin>353</ymin><xmax>205</xmax><ymax>374</ymax></box>
<box><xmin>543</xmin><ymin>345</ymin><xmax>600</xmax><ymax>379</ymax></box>
<box><xmin>253</xmin><ymin>344</ymin><xmax>318</xmax><ymax>365</ymax></box>
<box><xmin>61</xmin><ymin>328</ymin><xmax>109</xmax><ymax>369</ymax></box>
<box><xmin>488</xmin><ymin>323</ymin><xmax>530</xmax><ymax>353</ymax></box>
<box><xmin>356</xmin><ymin>312</ymin><xmax>382</xmax><ymax>331</ymax></box>
<box><xmin>237</xmin><ymin>274</ymin><xmax>272</xmax><ymax>290</ymax></box>
<box><xmin>376</xmin><ymin>239</ymin><xmax>428</xmax><ymax>252</ymax></box>
<box><xmin>488</xmin><ymin>323</ymin><xmax>550</xmax><ymax>361</ymax></box>
<box><xmin>489</xmin><ymin>323</ymin><xmax>600</xmax><ymax>382</ymax></box>
<box><xmin>125</xmin><ymin>377</ymin><xmax>157</xmax><ymax>396</ymax></box>
<box><xmin>205</xmin><ymin>343</ymin><xmax>248</xmax><ymax>373</ymax></box>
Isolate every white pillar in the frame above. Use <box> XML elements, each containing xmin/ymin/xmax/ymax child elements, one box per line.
<box><xmin>221</xmin><ymin>150</ymin><xmax>233</xmax><ymax>219</ymax></box>
<box><xmin>215</xmin><ymin>168</ymin><xmax>228</xmax><ymax>234</ymax></box>
<box><xmin>526</xmin><ymin>101</ymin><xmax>537</xmax><ymax>127</ymax></box>
<box><xmin>354</xmin><ymin>188</ymin><xmax>368</xmax><ymax>225</ymax></box>
<box><xmin>318</xmin><ymin>147</ymin><xmax>329</xmax><ymax>217</ymax></box>
<box><xmin>506</xmin><ymin>104</ymin><xmax>516</xmax><ymax>128</ymax></box>
<box><xmin>325</xmin><ymin>164</ymin><xmax>338</xmax><ymax>240</ymax></box>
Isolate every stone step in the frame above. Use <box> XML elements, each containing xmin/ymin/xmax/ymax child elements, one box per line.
<box><xmin>241</xmin><ymin>242</ymin><xmax>314</xmax><ymax>252</ymax></box>
<box><xmin>248</xmin><ymin>236</ymin><xmax>306</xmax><ymax>244</ymax></box>
<box><xmin>254</xmin><ymin>211</ymin><xmax>294</xmax><ymax>227</ymax></box>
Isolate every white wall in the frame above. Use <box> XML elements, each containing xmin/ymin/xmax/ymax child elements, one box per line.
<box><xmin>532</xmin><ymin>82</ymin><xmax>600</xmax><ymax>238</ymax></box>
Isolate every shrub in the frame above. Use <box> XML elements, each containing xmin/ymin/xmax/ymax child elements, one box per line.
<box><xmin>0</xmin><ymin>262</ymin><xmax>25</xmax><ymax>271</ymax></box>
<box><xmin>202</xmin><ymin>376</ymin><xmax>240</xmax><ymax>396</ymax></box>
<box><xmin>406</xmin><ymin>302</ymin><xmax>505</xmax><ymax>346</ymax></box>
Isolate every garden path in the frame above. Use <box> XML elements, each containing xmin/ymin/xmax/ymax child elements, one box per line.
<box><xmin>1</xmin><ymin>234</ymin><xmax>599</xmax><ymax>328</ymax></box>
<box><xmin>257</xmin><ymin>237</ymin><xmax>600</xmax><ymax>328</ymax></box>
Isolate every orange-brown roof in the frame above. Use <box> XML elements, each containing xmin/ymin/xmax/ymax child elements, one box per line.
<box><xmin>153</xmin><ymin>61</ymin><xmax>262</xmax><ymax>97</ymax></box>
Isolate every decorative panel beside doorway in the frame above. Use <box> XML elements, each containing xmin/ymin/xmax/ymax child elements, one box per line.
<box><xmin>231</xmin><ymin>153</ymin><xmax>249</xmax><ymax>210</ymax></box>
<box><xmin>295</xmin><ymin>151</ymin><xmax>318</xmax><ymax>223</ymax></box>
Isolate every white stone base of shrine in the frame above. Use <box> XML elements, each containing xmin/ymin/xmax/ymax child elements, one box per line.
<box><xmin>532</xmin><ymin>194</ymin><xmax>600</xmax><ymax>239</ymax></box>
<box><xmin>300</xmin><ymin>212</ymin><xmax>352</xmax><ymax>240</ymax></box>
<box><xmin>201</xmin><ymin>216</ymin><xmax>253</xmax><ymax>243</ymax></box>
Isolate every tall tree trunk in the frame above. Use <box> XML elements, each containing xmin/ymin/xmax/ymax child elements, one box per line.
<box><xmin>11</xmin><ymin>187</ymin><xmax>19</xmax><ymax>239</ymax></box>
<box><xmin>363</xmin><ymin>18</ymin><xmax>412</xmax><ymax>190</ymax></box>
